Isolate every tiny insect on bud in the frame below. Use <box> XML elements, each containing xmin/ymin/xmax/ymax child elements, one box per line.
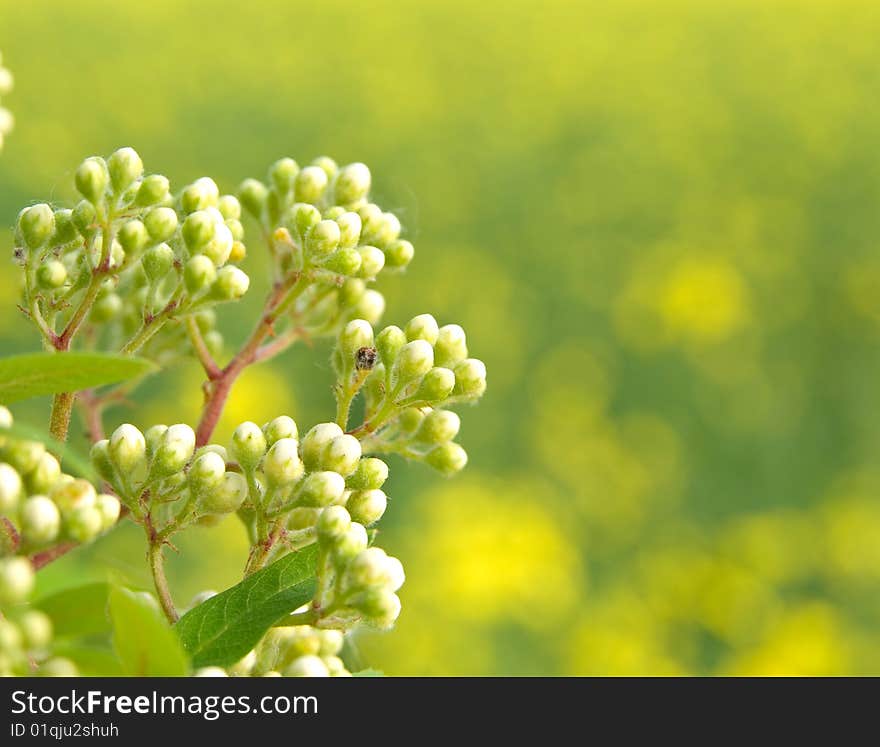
<box><xmin>356</xmin><ymin>245</ymin><xmax>386</xmax><ymax>279</ymax></box>
<box><xmin>142</xmin><ymin>243</ymin><xmax>175</xmax><ymax>282</ymax></box>
<box><xmin>413</xmin><ymin>367</ymin><xmax>456</xmax><ymax>402</ymax></box>
<box><xmin>75</xmin><ymin>157</ymin><xmax>109</xmax><ymax>203</ymax></box>
<box><xmin>339</xmin><ymin>319</ymin><xmax>374</xmax><ymax>365</ymax></box>
<box><xmin>298</xmin><ymin>471</ymin><xmax>346</xmax><ymax>507</ymax></box>
<box><xmin>270</xmin><ymin>157</ymin><xmax>300</xmax><ymax>194</ymax></box>
<box><xmin>19</xmin><ymin>495</ymin><xmax>61</xmax><ymax>545</ymax></box>
<box><xmin>210</xmin><ymin>265</ymin><xmax>250</xmax><ymax>301</ymax></box>
<box><xmin>0</xmin><ymin>557</ymin><xmax>34</xmax><ymax>605</ymax></box>
<box><xmin>109</xmin><ymin>423</ymin><xmax>147</xmax><ymax>474</ymax></box>
<box><xmin>118</xmin><ymin>219</ymin><xmax>150</xmax><ymax>254</ymax></box>
<box><xmin>18</xmin><ymin>203</ymin><xmax>55</xmax><ymax>249</ymax></box>
<box><xmin>201</xmin><ymin>471</ymin><xmax>248</xmax><ymax>514</ymax></box>
<box><xmin>433</xmin><ymin>324</ymin><xmax>468</xmax><ymax>367</ymax></box>
<box><xmin>135</xmin><ymin>174</ymin><xmax>171</xmax><ymax>207</ymax></box>
<box><xmin>231</xmin><ymin>421</ymin><xmax>268</xmax><ymax>469</ymax></box>
<box><xmin>294</xmin><ymin>165</ymin><xmax>329</xmax><ymax>204</ymax></box>
<box><xmin>263</xmin><ymin>415</ymin><xmax>298</xmax><ymax>446</ymax></box>
<box><xmin>316</xmin><ymin>505</ymin><xmax>351</xmax><ymax>542</ymax></box>
<box><xmin>405</xmin><ymin>314</ymin><xmax>440</xmax><ymax>345</ymax></box>
<box><xmin>453</xmin><ymin>358</ymin><xmax>488</xmax><ymax>399</ymax></box>
<box><xmin>95</xmin><ymin>493</ymin><xmax>121</xmax><ymax>531</ymax></box>
<box><xmin>393</xmin><ymin>339</ymin><xmax>434</xmax><ymax>386</ymax></box>
<box><xmin>108</xmin><ymin>147</ymin><xmax>144</xmax><ymax>194</ymax></box>
<box><xmin>383</xmin><ymin>238</ymin><xmax>414</xmax><ymax>270</ymax></box>
<box><xmin>334</xmin><ymin>162</ymin><xmax>372</xmax><ymax>206</ymax></box>
<box><xmin>184</xmin><ymin>254</ymin><xmax>217</xmax><ymax>295</ymax></box>
<box><xmin>35</xmin><ymin>260</ymin><xmax>67</xmax><ymax>290</ymax></box>
<box><xmin>425</xmin><ymin>442</ymin><xmax>468</xmax><ymax>476</ymax></box>
<box><xmin>321</xmin><ymin>435</ymin><xmax>362</xmax><ymax>477</ymax></box>
<box><xmin>262</xmin><ymin>437</ymin><xmax>304</xmax><ymax>487</ymax></box>
<box><xmin>17</xmin><ymin>610</ymin><xmax>53</xmax><ymax>650</ymax></box>
<box><xmin>346</xmin><ymin>488</ymin><xmax>387</xmax><ymax>526</ymax></box>
<box><xmin>415</xmin><ymin>409</ymin><xmax>461</xmax><ymax>444</ymax></box>
<box><xmin>144</xmin><ymin>206</ymin><xmax>178</xmax><ymax>242</ymax></box>
<box><xmin>356</xmin><ymin>346</ymin><xmax>378</xmax><ymax>371</ymax></box>
<box><xmin>301</xmin><ymin>422</ymin><xmax>344</xmax><ymax>472</ymax></box>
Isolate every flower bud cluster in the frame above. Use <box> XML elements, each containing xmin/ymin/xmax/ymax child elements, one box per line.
<box><xmin>0</xmin><ymin>406</ymin><xmax>120</xmax><ymax>551</ymax></box>
<box><xmin>0</xmin><ymin>559</ymin><xmax>78</xmax><ymax>677</ymax></box>
<box><xmin>335</xmin><ymin>315</ymin><xmax>486</xmax><ymax>475</ymax></box>
<box><xmin>0</xmin><ymin>51</ymin><xmax>13</xmax><ymax>152</ymax></box>
<box><xmin>14</xmin><ymin>148</ymin><xmax>249</xmax><ymax>362</ymax></box>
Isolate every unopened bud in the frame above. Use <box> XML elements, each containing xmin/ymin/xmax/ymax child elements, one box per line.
<box><xmin>144</xmin><ymin>424</ymin><xmax>169</xmax><ymax>460</ymax></box>
<box><xmin>135</xmin><ymin>174</ymin><xmax>171</xmax><ymax>207</ymax></box>
<box><xmin>109</xmin><ymin>423</ymin><xmax>147</xmax><ymax>474</ymax></box>
<box><xmin>425</xmin><ymin>442</ymin><xmax>468</xmax><ymax>476</ymax></box>
<box><xmin>306</xmin><ymin>219</ymin><xmax>340</xmax><ymax>258</ymax></box>
<box><xmin>201</xmin><ymin>471</ymin><xmax>248</xmax><ymax>514</ymax></box>
<box><xmin>118</xmin><ymin>219</ymin><xmax>150</xmax><ymax>254</ymax></box>
<box><xmin>95</xmin><ymin>493</ymin><xmax>121</xmax><ymax>531</ymax></box>
<box><xmin>75</xmin><ymin>157</ymin><xmax>109</xmax><ymax>203</ymax></box>
<box><xmin>210</xmin><ymin>265</ymin><xmax>249</xmax><ymax>301</ymax></box>
<box><xmin>238</xmin><ymin>178</ymin><xmax>268</xmax><ymax>219</ymax></box>
<box><xmin>453</xmin><ymin>358</ymin><xmax>487</xmax><ymax>399</ymax></box>
<box><xmin>392</xmin><ymin>340</ymin><xmax>434</xmax><ymax>386</ymax></box>
<box><xmin>142</xmin><ymin>243</ymin><xmax>175</xmax><ymax>281</ymax></box>
<box><xmin>262</xmin><ymin>437</ymin><xmax>304</xmax><ymax>487</ymax></box>
<box><xmin>270</xmin><ymin>157</ymin><xmax>300</xmax><ymax>194</ymax></box>
<box><xmin>152</xmin><ymin>424</ymin><xmax>196</xmax><ymax>476</ymax></box>
<box><xmin>352</xmin><ymin>289</ymin><xmax>385</xmax><ymax>325</ymax></box>
<box><xmin>434</xmin><ymin>324</ymin><xmax>468</xmax><ymax>367</ymax></box>
<box><xmin>49</xmin><ymin>478</ymin><xmax>96</xmax><ymax>515</ymax></box>
<box><xmin>19</xmin><ymin>204</ymin><xmax>55</xmax><ymax>249</ymax></box>
<box><xmin>35</xmin><ymin>260</ymin><xmax>66</xmax><ymax>290</ymax></box>
<box><xmin>294</xmin><ymin>166</ymin><xmax>329</xmax><ymax>204</ymax></box>
<box><xmin>346</xmin><ymin>457</ymin><xmax>389</xmax><ymax>490</ymax></box>
<box><xmin>284</xmin><ymin>655</ymin><xmax>329</xmax><ymax>677</ymax></box>
<box><xmin>19</xmin><ymin>495</ymin><xmax>61</xmax><ymax>545</ymax></box>
<box><xmin>334</xmin><ymin>163</ymin><xmax>371</xmax><ymax>206</ymax></box>
<box><xmin>346</xmin><ymin>489</ymin><xmax>387</xmax><ymax>526</ymax></box>
<box><xmin>144</xmin><ymin>206</ymin><xmax>178</xmax><ymax>242</ymax></box>
<box><xmin>188</xmin><ymin>451</ymin><xmax>226</xmax><ymax>497</ymax></box>
<box><xmin>405</xmin><ymin>314</ymin><xmax>439</xmax><ymax>344</ymax></box>
<box><xmin>89</xmin><ymin>440</ymin><xmax>116</xmax><ymax>484</ymax></box>
<box><xmin>415</xmin><ymin>409</ymin><xmax>461</xmax><ymax>444</ymax></box>
<box><xmin>321</xmin><ymin>435</ymin><xmax>362</xmax><ymax>477</ymax></box>
<box><xmin>26</xmin><ymin>453</ymin><xmax>62</xmax><ymax>495</ymax></box>
<box><xmin>18</xmin><ymin>610</ymin><xmax>53</xmax><ymax>650</ymax></box>
<box><xmin>413</xmin><ymin>367</ymin><xmax>456</xmax><ymax>402</ymax></box>
<box><xmin>184</xmin><ymin>254</ymin><xmax>217</xmax><ymax>294</ymax></box>
<box><xmin>336</xmin><ymin>212</ymin><xmax>362</xmax><ymax>249</ymax></box>
<box><xmin>108</xmin><ymin>147</ymin><xmax>143</xmax><ymax>193</ymax></box>
<box><xmin>316</xmin><ymin>505</ymin><xmax>351</xmax><ymax>542</ymax></box>
<box><xmin>263</xmin><ymin>416</ymin><xmax>298</xmax><ymax>446</ymax></box>
<box><xmin>0</xmin><ymin>557</ymin><xmax>34</xmax><ymax>606</ymax></box>
<box><xmin>301</xmin><ymin>423</ymin><xmax>343</xmax><ymax>472</ymax></box>
<box><xmin>383</xmin><ymin>239</ymin><xmax>414</xmax><ymax>270</ymax></box>
<box><xmin>298</xmin><ymin>471</ymin><xmax>345</xmax><ymax>507</ymax></box>
<box><xmin>357</xmin><ymin>245</ymin><xmax>385</xmax><ymax>279</ymax></box>
<box><xmin>66</xmin><ymin>505</ymin><xmax>103</xmax><ymax>542</ymax></box>
<box><xmin>231</xmin><ymin>421</ymin><xmax>267</xmax><ymax>469</ymax></box>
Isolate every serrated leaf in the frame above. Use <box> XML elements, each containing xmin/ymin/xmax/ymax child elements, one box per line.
<box><xmin>0</xmin><ymin>422</ymin><xmax>97</xmax><ymax>481</ymax></box>
<box><xmin>34</xmin><ymin>582</ymin><xmax>112</xmax><ymax>638</ymax></box>
<box><xmin>176</xmin><ymin>545</ymin><xmax>319</xmax><ymax>668</ymax></box>
<box><xmin>109</xmin><ymin>586</ymin><xmax>189</xmax><ymax>676</ymax></box>
<box><xmin>0</xmin><ymin>351</ymin><xmax>156</xmax><ymax>403</ymax></box>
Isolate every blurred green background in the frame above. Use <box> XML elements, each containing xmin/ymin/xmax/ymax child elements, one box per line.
<box><xmin>3</xmin><ymin>0</ymin><xmax>880</xmax><ymax>675</ymax></box>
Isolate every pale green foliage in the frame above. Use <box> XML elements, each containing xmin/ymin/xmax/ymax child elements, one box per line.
<box><xmin>0</xmin><ymin>50</ymin><xmax>12</xmax><ymax>152</ymax></box>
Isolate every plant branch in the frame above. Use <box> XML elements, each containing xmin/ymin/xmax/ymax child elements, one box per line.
<box><xmin>148</xmin><ymin>538</ymin><xmax>179</xmax><ymax>623</ymax></box>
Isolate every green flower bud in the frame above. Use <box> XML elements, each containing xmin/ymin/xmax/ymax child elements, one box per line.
<box><xmin>152</xmin><ymin>424</ymin><xmax>196</xmax><ymax>476</ymax></box>
<box><xmin>263</xmin><ymin>416</ymin><xmax>298</xmax><ymax>446</ymax></box>
<box><xmin>426</xmin><ymin>442</ymin><xmax>468</xmax><ymax>476</ymax></box>
<box><xmin>201</xmin><ymin>471</ymin><xmax>247</xmax><ymax>514</ymax></box>
<box><xmin>284</xmin><ymin>655</ymin><xmax>329</xmax><ymax>677</ymax></box>
<box><xmin>270</xmin><ymin>157</ymin><xmax>300</xmax><ymax>194</ymax></box>
<box><xmin>0</xmin><ymin>618</ymin><xmax>22</xmax><ymax>651</ymax></box>
<box><xmin>231</xmin><ymin>421</ymin><xmax>267</xmax><ymax>469</ymax></box>
<box><xmin>321</xmin><ymin>435</ymin><xmax>362</xmax><ymax>477</ymax></box>
<box><xmin>413</xmin><ymin>367</ymin><xmax>456</xmax><ymax>402</ymax></box>
<box><xmin>72</xmin><ymin>199</ymin><xmax>97</xmax><ymax>237</ymax></box>
<box><xmin>226</xmin><ymin>218</ymin><xmax>244</xmax><ymax>241</ymax></box>
<box><xmin>238</xmin><ymin>178</ymin><xmax>269</xmax><ymax>219</ymax></box>
<box><xmin>108</xmin><ymin>147</ymin><xmax>143</xmax><ymax>193</ymax></box>
<box><xmin>405</xmin><ymin>314</ymin><xmax>439</xmax><ymax>344</ymax></box>
<box><xmin>363</xmin><ymin>211</ymin><xmax>401</xmax><ymax>247</ymax></box>
<box><xmin>89</xmin><ymin>440</ymin><xmax>116</xmax><ymax>484</ymax></box>
<box><xmin>184</xmin><ymin>254</ymin><xmax>217</xmax><ymax>294</ymax></box>
<box><xmin>334</xmin><ymin>163</ymin><xmax>371</xmax><ymax>206</ymax></box>
<box><xmin>144</xmin><ymin>424</ymin><xmax>169</xmax><ymax>460</ymax></box>
<box><xmin>142</xmin><ymin>242</ymin><xmax>175</xmax><ymax>282</ymax></box>
<box><xmin>353</xmin><ymin>289</ymin><xmax>385</xmax><ymax>325</ymax></box>
<box><xmin>0</xmin><ymin>463</ymin><xmax>22</xmax><ymax>514</ymax></box>
<box><xmin>345</xmin><ymin>547</ymin><xmax>391</xmax><ymax>589</ymax></box>
<box><xmin>384</xmin><ymin>239</ymin><xmax>414</xmax><ymax>270</ymax></box>
<box><xmin>355</xmin><ymin>589</ymin><xmax>401</xmax><ymax>629</ymax></box>
<box><xmin>3</xmin><ymin>439</ymin><xmax>45</xmax><ymax>474</ymax></box>
<box><xmin>323</xmin><ymin>246</ymin><xmax>362</xmax><ymax>276</ymax></box>
<box><xmin>51</xmin><ymin>209</ymin><xmax>77</xmax><ymax>245</ymax></box>
<box><xmin>17</xmin><ymin>610</ymin><xmax>53</xmax><ymax>650</ymax></box>
<box><xmin>90</xmin><ymin>292</ymin><xmax>122</xmax><ymax>323</ymax></box>
<box><xmin>135</xmin><ymin>174</ymin><xmax>171</xmax><ymax>206</ymax></box>
<box><xmin>453</xmin><ymin>358</ymin><xmax>487</xmax><ymax>399</ymax></box>
<box><xmin>19</xmin><ymin>204</ymin><xmax>55</xmax><ymax>249</ymax></box>
<box><xmin>415</xmin><ymin>409</ymin><xmax>461</xmax><ymax>445</ymax></box>
<box><xmin>218</xmin><ymin>195</ymin><xmax>242</xmax><ymax>221</ymax></box>
<box><xmin>356</xmin><ymin>245</ymin><xmax>385</xmax><ymax>279</ymax></box>
<box><xmin>301</xmin><ymin>423</ymin><xmax>343</xmax><ymax>471</ymax></box>
<box><xmin>306</xmin><ymin>219</ymin><xmax>341</xmax><ymax>258</ymax></box>
<box><xmin>262</xmin><ymin>437</ymin><xmax>304</xmax><ymax>487</ymax></box>
<box><xmin>434</xmin><ymin>324</ymin><xmax>468</xmax><ymax>367</ymax></box>
<box><xmin>35</xmin><ymin>259</ymin><xmax>67</xmax><ymax>290</ymax></box>
<box><xmin>118</xmin><ymin>219</ymin><xmax>150</xmax><ymax>254</ymax></box>
<box><xmin>393</xmin><ymin>339</ymin><xmax>434</xmax><ymax>386</ymax></box>
<box><xmin>67</xmin><ymin>504</ymin><xmax>103</xmax><ymax>542</ymax></box>
<box><xmin>40</xmin><ymin>657</ymin><xmax>79</xmax><ymax>677</ymax></box>
<box><xmin>339</xmin><ymin>278</ymin><xmax>366</xmax><ymax>308</ymax></box>
<box><xmin>311</xmin><ymin>156</ymin><xmax>338</xmax><ymax>180</ymax></box>
<box><xmin>188</xmin><ymin>451</ymin><xmax>226</xmax><ymax>497</ymax></box>
<box><xmin>203</xmin><ymin>214</ymin><xmax>234</xmax><ymax>266</ymax></box>
<box><xmin>288</xmin><ymin>506</ymin><xmax>321</xmax><ymax>530</ymax></box>
<box><xmin>182</xmin><ymin>177</ymin><xmax>220</xmax><ymax>213</ymax></box>
<box><xmin>144</xmin><ymin>206</ymin><xmax>178</xmax><ymax>242</ymax></box>
<box><xmin>94</xmin><ymin>493</ymin><xmax>121</xmax><ymax>531</ymax></box>
<box><xmin>20</xmin><ymin>495</ymin><xmax>61</xmax><ymax>545</ymax></box>
<box><xmin>346</xmin><ymin>489</ymin><xmax>387</xmax><ymax>526</ymax></box>
<box><xmin>0</xmin><ymin>557</ymin><xmax>34</xmax><ymax>605</ymax></box>
<box><xmin>336</xmin><ymin>212</ymin><xmax>362</xmax><ymax>249</ymax></box>
<box><xmin>316</xmin><ymin>505</ymin><xmax>351</xmax><ymax>542</ymax></box>
<box><xmin>26</xmin><ymin>452</ymin><xmax>62</xmax><ymax>495</ymax></box>
<box><xmin>333</xmin><ymin>522</ymin><xmax>368</xmax><ymax>563</ymax></box>
<box><xmin>49</xmin><ymin>478</ymin><xmax>96</xmax><ymax>515</ymax></box>
<box><xmin>210</xmin><ymin>265</ymin><xmax>250</xmax><ymax>301</ymax></box>
<box><xmin>299</xmin><ymin>471</ymin><xmax>346</xmax><ymax>507</ymax></box>
<box><xmin>75</xmin><ymin>157</ymin><xmax>109</xmax><ymax>203</ymax></box>
<box><xmin>346</xmin><ymin>458</ymin><xmax>389</xmax><ymax>491</ymax></box>
<box><xmin>182</xmin><ymin>210</ymin><xmax>216</xmax><ymax>251</ymax></box>
<box><xmin>375</xmin><ymin>325</ymin><xmax>406</xmax><ymax>369</ymax></box>
<box><xmin>294</xmin><ymin>165</ymin><xmax>329</xmax><ymax>204</ymax></box>
<box><xmin>109</xmin><ymin>423</ymin><xmax>147</xmax><ymax>474</ymax></box>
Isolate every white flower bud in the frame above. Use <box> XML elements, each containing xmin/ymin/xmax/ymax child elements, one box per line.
<box><xmin>182</xmin><ymin>177</ymin><xmax>220</xmax><ymax>213</ymax></box>
<box><xmin>294</xmin><ymin>166</ymin><xmax>329</xmax><ymax>204</ymax></box>
<box><xmin>95</xmin><ymin>493</ymin><xmax>121</xmax><ymax>531</ymax></box>
<box><xmin>363</xmin><ymin>211</ymin><xmax>401</xmax><ymax>247</ymax></box>
<box><xmin>345</xmin><ymin>547</ymin><xmax>392</xmax><ymax>590</ymax></box>
<box><xmin>20</xmin><ymin>495</ymin><xmax>61</xmax><ymax>544</ymax></box>
<box><xmin>415</xmin><ymin>409</ymin><xmax>461</xmax><ymax>444</ymax></box>
<box><xmin>413</xmin><ymin>367</ymin><xmax>456</xmax><ymax>402</ymax></box>
<box><xmin>193</xmin><ymin>667</ymin><xmax>229</xmax><ymax>677</ymax></box>
<box><xmin>210</xmin><ymin>265</ymin><xmax>250</xmax><ymax>301</ymax></box>
<box><xmin>384</xmin><ymin>239</ymin><xmax>414</xmax><ymax>270</ymax></box>
<box><xmin>426</xmin><ymin>442</ymin><xmax>468</xmax><ymax>476</ymax></box>
<box><xmin>153</xmin><ymin>424</ymin><xmax>196</xmax><ymax>476</ymax></box>
<box><xmin>184</xmin><ymin>254</ymin><xmax>217</xmax><ymax>295</ymax></box>
<box><xmin>334</xmin><ymin>163</ymin><xmax>371</xmax><ymax>206</ymax></box>
<box><xmin>36</xmin><ymin>259</ymin><xmax>67</xmax><ymax>290</ymax></box>
<box><xmin>203</xmin><ymin>211</ymin><xmax>234</xmax><ymax>266</ymax></box>
<box><xmin>218</xmin><ymin>194</ymin><xmax>242</xmax><ymax>221</ymax></box>
<box><xmin>49</xmin><ymin>478</ymin><xmax>96</xmax><ymax>515</ymax></box>
<box><xmin>75</xmin><ymin>157</ymin><xmax>109</xmax><ymax>203</ymax></box>
<box><xmin>346</xmin><ymin>489</ymin><xmax>387</xmax><ymax>526</ymax></box>
<box><xmin>434</xmin><ymin>324</ymin><xmax>468</xmax><ymax>367</ymax></box>
<box><xmin>66</xmin><ymin>504</ymin><xmax>103</xmax><ymax>542</ymax></box>
<box><xmin>316</xmin><ymin>505</ymin><xmax>351</xmax><ymax>542</ymax></box>
<box><xmin>231</xmin><ymin>421</ymin><xmax>267</xmax><ymax>469</ymax></box>
<box><xmin>453</xmin><ymin>358</ymin><xmax>487</xmax><ymax>399</ymax></box>
<box><xmin>201</xmin><ymin>472</ymin><xmax>248</xmax><ymax>514</ymax></box>
<box><xmin>353</xmin><ymin>289</ymin><xmax>385</xmax><ymax>325</ymax></box>
<box><xmin>320</xmin><ymin>435</ymin><xmax>362</xmax><ymax>477</ymax></box>
<box><xmin>306</xmin><ymin>219</ymin><xmax>341</xmax><ymax>258</ymax></box>
<box><xmin>144</xmin><ymin>424</ymin><xmax>169</xmax><ymax>460</ymax></box>
<box><xmin>109</xmin><ymin>423</ymin><xmax>147</xmax><ymax>474</ymax></box>
<box><xmin>312</xmin><ymin>156</ymin><xmax>338</xmax><ymax>179</ymax></box>
<box><xmin>339</xmin><ymin>278</ymin><xmax>366</xmax><ymax>309</ymax></box>
<box><xmin>144</xmin><ymin>206</ymin><xmax>178</xmax><ymax>242</ymax></box>
<box><xmin>299</xmin><ymin>471</ymin><xmax>346</xmax><ymax>507</ymax></box>
<box><xmin>288</xmin><ymin>202</ymin><xmax>321</xmax><ymax>239</ymax></box>
<box><xmin>356</xmin><ymin>246</ymin><xmax>385</xmax><ymax>279</ymax></box>
<box><xmin>263</xmin><ymin>416</ymin><xmax>298</xmax><ymax>445</ymax></box>
<box><xmin>333</xmin><ymin>522</ymin><xmax>368</xmax><ymax>562</ymax></box>
<box><xmin>346</xmin><ymin>457</ymin><xmax>389</xmax><ymax>491</ymax></box>
<box><xmin>284</xmin><ymin>655</ymin><xmax>329</xmax><ymax>677</ymax></box>
<box><xmin>301</xmin><ymin>422</ymin><xmax>343</xmax><ymax>471</ymax></box>
<box><xmin>262</xmin><ymin>437</ymin><xmax>303</xmax><ymax>487</ymax></box>
<box><xmin>385</xmin><ymin>556</ymin><xmax>405</xmax><ymax>592</ymax></box>
<box><xmin>0</xmin><ymin>557</ymin><xmax>34</xmax><ymax>605</ymax></box>
<box><xmin>375</xmin><ymin>325</ymin><xmax>406</xmax><ymax>369</ymax></box>
<box><xmin>339</xmin><ymin>319</ymin><xmax>374</xmax><ymax>364</ymax></box>
<box><xmin>392</xmin><ymin>339</ymin><xmax>434</xmax><ymax>386</ymax></box>
<box><xmin>188</xmin><ymin>451</ymin><xmax>226</xmax><ymax>497</ymax></box>
<box><xmin>108</xmin><ymin>147</ymin><xmax>143</xmax><ymax>193</ymax></box>
<box><xmin>354</xmin><ymin>589</ymin><xmax>401</xmax><ymax>629</ymax></box>
<box><xmin>3</xmin><ymin>440</ymin><xmax>45</xmax><ymax>474</ymax></box>
<box><xmin>336</xmin><ymin>211</ymin><xmax>362</xmax><ymax>249</ymax></box>
<box><xmin>0</xmin><ymin>462</ymin><xmax>22</xmax><ymax>513</ymax></box>
<box><xmin>405</xmin><ymin>314</ymin><xmax>439</xmax><ymax>344</ymax></box>
<box><xmin>19</xmin><ymin>204</ymin><xmax>55</xmax><ymax>249</ymax></box>
<box><xmin>182</xmin><ymin>210</ymin><xmax>215</xmax><ymax>251</ymax></box>
<box><xmin>18</xmin><ymin>610</ymin><xmax>53</xmax><ymax>650</ymax></box>
<box><xmin>318</xmin><ymin>629</ymin><xmax>344</xmax><ymax>656</ymax></box>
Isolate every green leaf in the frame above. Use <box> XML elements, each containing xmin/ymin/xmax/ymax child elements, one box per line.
<box><xmin>109</xmin><ymin>586</ymin><xmax>189</xmax><ymax>676</ymax></box>
<box><xmin>51</xmin><ymin>641</ymin><xmax>124</xmax><ymax>676</ymax></box>
<box><xmin>176</xmin><ymin>545</ymin><xmax>319</xmax><ymax>668</ymax></box>
<box><xmin>0</xmin><ymin>422</ymin><xmax>97</xmax><ymax>481</ymax></box>
<box><xmin>0</xmin><ymin>351</ymin><xmax>156</xmax><ymax>403</ymax></box>
<box><xmin>34</xmin><ymin>582</ymin><xmax>112</xmax><ymax>638</ymax></box>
